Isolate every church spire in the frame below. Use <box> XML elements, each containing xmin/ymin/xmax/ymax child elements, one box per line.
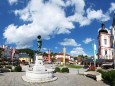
<box><xmin>112</xmin><ymin>12</ymin><xmax>115</xmax><ymax>27</ymax></box>
<box><xmin>99</xmin><ymin>21</ymin><xmax>108</xmax><ymax>33</ymax></box>
<box><xmin>101</xmin><ymin>21</ymin><xmax>105</xmax><ymax>29</ymax></box>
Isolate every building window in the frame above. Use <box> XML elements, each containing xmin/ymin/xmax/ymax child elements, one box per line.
<box><xmin>105</xmin><ymin>50</ymin><xmax>107</xmax><ymax>55</ymax></box>
<box><xmin>104</xmin><ymin>39</ymin><xmax>107</xmax><ymax>45</ymax></box>
<box><xmin>112</xmin><ymin>51</ymin><xmax>114</xmax><ymax>56</ymax></box>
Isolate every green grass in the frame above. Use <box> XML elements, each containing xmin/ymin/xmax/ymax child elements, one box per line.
<box><xmin>57</xmin><ymin>64</ymin><xmax>83</xmax><ymax>69</ymax></box>
<box><xmin>67</xmin><ymin>64</ymin><xmax>83</xmax><ymax>69</ymax></box>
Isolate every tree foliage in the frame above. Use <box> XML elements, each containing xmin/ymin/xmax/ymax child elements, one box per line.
<box><xmin>77</xmin><ymin>55</ymin><xmax>89</xmax><ymax>60</ymax></box>
<box><xmin>17</xmin><ymin>48</ymin><xmax>34</xmax><ymax>58</ymax></box>
<box><xmin>0</xmin><ymin>48</ymin><xmax>4</xmax><ymax>58</ymax></box>
<box><xmin>42</xmin><ymin>52</ymin><xmax>48</xmax><ymax>56</ymax></box>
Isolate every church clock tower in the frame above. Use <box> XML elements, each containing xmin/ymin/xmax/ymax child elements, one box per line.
<box><xmin>98</xmin><ymin>22</ymin><xmax>113</xmax><ymax>59</ymax></box>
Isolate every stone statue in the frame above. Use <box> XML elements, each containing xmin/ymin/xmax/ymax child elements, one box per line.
<box><xmin>37</xmin><ymin>35</ymin><xmax>42</xmax><ymax>53</ymax></box>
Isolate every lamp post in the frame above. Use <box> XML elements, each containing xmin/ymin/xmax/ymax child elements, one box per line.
<box><xmin>93</xmin><ymin>42</ymin><xmax>97</xmax><ymax>67</ymax></box>
<box><xmin>63</xmin><ymin>47</ymin><xmax>66</xmax><ymax>66</ymax></box>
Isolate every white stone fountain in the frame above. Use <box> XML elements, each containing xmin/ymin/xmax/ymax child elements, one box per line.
<box><xmin>22</xmin><ymin>55</ymin><xmax>57</xmax><ymax>83</ymax></box>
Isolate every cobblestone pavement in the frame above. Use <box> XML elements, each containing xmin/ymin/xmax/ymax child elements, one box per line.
<box><xmin>0</xmin><ymin>72</ymin><xmax>109</xmax><ymax>86</ymax></box>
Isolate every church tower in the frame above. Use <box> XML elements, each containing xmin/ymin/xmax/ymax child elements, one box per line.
<box><xmin>98</xmin><ymin>22</ymin><xmax>113</xmax><ymax>59</ymax></box>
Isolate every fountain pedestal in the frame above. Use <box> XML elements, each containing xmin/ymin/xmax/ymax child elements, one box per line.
<box><xmin>22</xmin><ymin>55</ymin><xmax>57</xmax><ymax>83</ymax></box>
<box><xmin>33</xmin><ymin>55</ymin><xmax>45</xmax><ymax>71</ymax></box>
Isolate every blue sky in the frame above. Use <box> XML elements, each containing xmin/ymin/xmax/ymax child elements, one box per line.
<box><xmin>0</xmin><ymin>0</ymin><xmax>115</xmax><ymax>56</ymax></box>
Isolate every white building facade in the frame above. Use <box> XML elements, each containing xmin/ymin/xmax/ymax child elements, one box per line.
<box><xmin>55</xmin><ymin>53</ymin><xmax>71</xmax><ymax>60</ymax></box>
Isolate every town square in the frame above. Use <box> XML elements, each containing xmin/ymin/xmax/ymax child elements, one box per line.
<box><xmin>0</xmin><ymin>0</ymin><xmax>115</xmax><ymax>86</ymax></box>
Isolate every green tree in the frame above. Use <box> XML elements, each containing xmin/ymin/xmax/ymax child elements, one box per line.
<box><xmin>51</xmin><ymin>57</ymin><xmax>56</xmax><ymax>63</ymax></box>
<box><xmin>78</xmin><ymin>55</ymin><xmax>89</xmax><ymax>60</ymax></box>
<box><xmin>17</xmin><ymin>48</ymin><xmax>34</xmax><ymax>58</ymax></box>
<box><xmin>42</xmin><ymin>52</ymin><xmax>48</xmax><ymax>56</ymax></box>
<box><xmin>0</xmin><ymin>48</ymin><xmax>4</xmax><ymax>58</ymax></box>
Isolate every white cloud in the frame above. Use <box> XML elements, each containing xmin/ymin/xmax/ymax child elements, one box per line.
<box><xmin>86</xmin><ymin>8</ymin><xmax>110</xmax><ymax>22</ymax></box>
<box><xmin>68</xmin><ymin>14</ymin><xmax>90</xmax><ymax>27</ymax></box>
<box><xmin>8</xmin><ymin>0</ymin><xmax>18</xmax><ymax>5</ymax></box>
<box><xmin>42</xmin><ymin>48</ymin><xmax>47</xmax><ymax>51</ymax></box>
<box><xmin>4</xmin><ymin>0</ymin><xmax>74</xmax><ymax>48</ymax></box>
<box><xmin>67</xmin><ymin>0</ymin><xmax>85</xmax><ymax>14</ymax></box>
<box><xmin>67</xmin><ymin>0</ymin><xmax>89</xmax><ymax>26</ymax></box>
<box><xmin>59</xmin><ymin>38</ymin><xmax>81</xmax><ymax>46</ymax></box>
<box><xmin>49</xmin><ymin>0</ymin><xmax>66</xmax><ymax>7</ymax></box>
<box><xmin>109</xmin><ymin>3</ymin><xmax>115</xmax><ymax>13</ymax></box>
<box><xmin>83</xmin><ymin>38</ymin><xmax>93</xmax><ymax>44</ymax></box>
<box><xmin>3</xmin><ymin>24</ymin><xmax>34</xmax><ymax>48</ymax></box>
<box><xmin>67</xmin><ymin>0</ymin><xmax>110</xmax><ymax>26</ymax></box>
<box><xmin>68</xmin><ymin>7</ymin><xmax>110</xmax><ymax>27</ymax></box>
<box><xmin>70</xmin><ymin>47</ymin><xmax>87</xmax><ymax>56</ymax></box>
<box><xmin>3</xmin><ymin>0</ymin><xmax>111</xmax><ymax>48</ymax></box>
<box><xmin>55</xmin><ymin>47</ymin><xmax>58</xmax><ymax>49</ymax></box>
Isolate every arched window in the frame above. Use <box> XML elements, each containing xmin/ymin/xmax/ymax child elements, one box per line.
<box><xmin>104</xmin><ymin>39</ymin><xmax>107</xmax><ymax>45</ymax></box>
<box><xmin>105</xmin><ymin>50</ymin><xmax>107</xmax><ymax>55</ymax></box>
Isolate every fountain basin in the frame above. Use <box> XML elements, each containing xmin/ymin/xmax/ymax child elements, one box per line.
<box><xmin>26</xmin><ymin>69</ymin><xmax>53</xmax><ymax>80</ymax></box>
<box><xmin>22</xmin><ymin>55</ymin><xmax>57</xmax><ymax>83</ymax></box>
<box><xmin>22</xmin><ymin>69</ymin><xmax>57</xmax><ymax>83</ymax></box>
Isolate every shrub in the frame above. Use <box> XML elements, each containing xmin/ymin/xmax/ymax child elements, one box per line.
<box><xmin>5</xmin><ymin>65</ymin><xmax>12</xmax><ymax>69</ymax></box>
<box><xmin>112</xmin><ymin>80</ymin><xmax>115</xmax><ymax>86</ymax></box>
<box><xmin>97</xmin><ymin>69</ymin><xmax>104</xmax><ymax>74</ymax></box>
<box><xmin>98</xmin><ymin>70</ymin><xmax>115</xmax><ymax>86</ymax></box>
<box><xmin>0</xmin><ymin>65</ymin><xmax>3</xmax><ymax>68</ymax></box>
<box><xmin>0</xmin><ymin>68</ymin><xmax>11</xmax><ymax>72</ymax></box>
<box><xmin>14</xmin><ymin>65</ymin><xmax>22</xmax><ymax>72</ymax></box>
<box><xmin>54</xmin><ymin>67</ymin><xmax>60</xmax><ymax>73</ymax></box>
<box><xmin>61</xmin><ymin>67</ymin><xmax>69</xmax><ymax>73</ymax></box>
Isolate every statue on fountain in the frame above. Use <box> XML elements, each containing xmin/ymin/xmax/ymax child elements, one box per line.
<box><xmin>22</xmin><ymin>35</ymin><xmax>57</xmax><ymax>83</ymax></box>
<box><xmin>33</xmin><ymin>35</ymin><xmax>45</xmax><ymax>71</ymax></box>
<box><xmin>37</xmin><ymin>35</ymin><xmax>42</xmax><ymax>54</ymax></box>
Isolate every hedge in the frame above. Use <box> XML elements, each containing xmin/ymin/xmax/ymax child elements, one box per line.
<box><xmin>97</xmin><ymin>69</ymin><xmax>115</xmax><ymax>86</ymax></box>
<box><xmin>54</xmin><ymin>67</ymin><xmax>60</xmax><ymax>73</ymax></box>
<box><xmin>61</xmin><ymin>67</ymin><xmax>69</xmax><ymax>73</ymax></box>
<box><xmin>14</xmin><ymin>66</ymin><xmax>22</xmax><ymax>72</ymax></box>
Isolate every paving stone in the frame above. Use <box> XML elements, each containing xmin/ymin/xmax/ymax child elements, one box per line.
<box><xmin>0</xmin><ymin>72</ymin><xmax>109</xmax><ymax>86</ymax></box>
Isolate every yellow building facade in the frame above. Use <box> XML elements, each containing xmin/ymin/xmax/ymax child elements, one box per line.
<box><xmin>19</xmin><ymin>53</ymin><xmax>33</xmax><ymax>63</ymax></box>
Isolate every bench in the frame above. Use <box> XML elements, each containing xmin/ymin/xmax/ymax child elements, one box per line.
<box><xmin>84</xmin><ymin>71</ymin><xmax>102</xmax><ymax>81</ymax></box>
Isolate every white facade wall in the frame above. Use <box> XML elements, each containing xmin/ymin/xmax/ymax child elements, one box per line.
<box><xmin>100</xmin><ymin>34</ymin><xmax>110</xmax><ymax>47</ymax></box>
<box><xmin>101</xmin><ymin>48</ymin><xmax>113</xmax><ymax>59</ymax></box>
<box><xmin>55</xmin><ymin>55</ymin><xmax>70</xmax><ymax>60</ymax></box>
<box><xmin>99</xmin><ymin>33</ymin><xmax>114</xmax><ymax>59</ymax></box>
